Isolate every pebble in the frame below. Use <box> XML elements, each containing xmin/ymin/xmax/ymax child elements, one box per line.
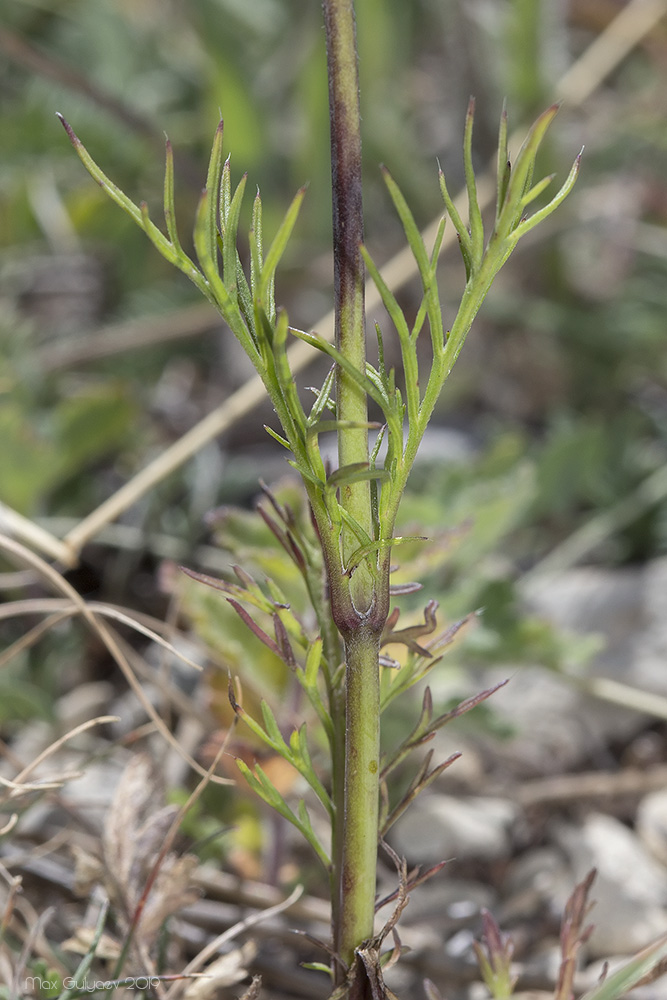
<box><xmin>553</xmin><ymin>813</ymin><xmax>667</xmax><ymax>956</ymax></box>
<box><xmin>391</xmin><ymin>794</ymin><xmax>517</xmax><ymax>865</ymax></box>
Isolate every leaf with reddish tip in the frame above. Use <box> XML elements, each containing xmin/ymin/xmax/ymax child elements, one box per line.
<box><xmin>473</xmin><ymin>908</ymin><xmax>516</xmax><ymax>999</ymax></box>
<box><xmin>388</xmin><ymin>581</ymin><xmax>423</xmax><ymax>596</ymax></box>
<box><xmin>226</xmin><ymin>599</ymin><xmax>282</xmax><ymax>657</ymax></box>
<box><xmin>181</xmin><ymin>565</ymin><xmax>233</xmax><ymax>594</ymax></box>
<box><xmin>273</xmin><ymin>613</ymin><xmax>296</xmax><ymax>667</ymax></box>
<box><xmin>232</xmin><ymin>564</ymin><xmax>257</xmax><ymax>589</ymax></box>
<box><xmin>382</xmin><ymin>599</ymin><xmax>438</xmax><ymax>651</ymax></box>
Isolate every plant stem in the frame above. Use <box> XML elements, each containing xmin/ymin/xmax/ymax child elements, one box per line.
<box><xmin>322</xmin><ymin>0</ymin><xmax>383</xmax><ymax>977</ymax></box>
<box><xmin>338</xmin><ymin>625</ymin><xmax>381</xmax><ymax>968</ymax></box>
<box><xmin>322</xmin><ymin>0</ymin><xmax>372</xmax><ymax>610</ymax></box>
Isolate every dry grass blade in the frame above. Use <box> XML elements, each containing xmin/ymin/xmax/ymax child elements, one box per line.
<box><xmin>0</xmin><ymin>597</ymin><xmax>204</xmax><ymax>673</ymax></box>
<box><xmin>182</xmin><ymin>941</ymin><xmax>257</xmax><ymax>1000</ymax></box>
<box><xmin>10</xmin><ymin>715</ymin><xmax>118</xmax><ymax>787</ymax></box>
<box><xmin>164</xmin><ymin>884</ymin><xmax>304</xmax><ymax>1000</ymax></box>
<box><xmin>0</xmin><ymin>863</ymin><xmax>67</xmax><ymax>981</ymax></box>
<box><xmin>11</xmin><ymin>905</ymin><xmax>55</xmax><ymax>996</ymax></box>
<box><xmin>0</xmin><ymin>533</ymin><xmax>231</xmax><ymax>785</ymax></box>
<box><xmin>556</xmin><ymin>0</ymin><xmax>667</xmax><ymax>105</ymax></box>
<box><xmin>0</xmin><ymin>715</ymin><xmax>118</xmax><ymax>833</ymax></box>
<box><xmin>0</xmin><ymin>500</ymin><xmax>72</xmax><ymax>566</ymax></box>
<box><xmin>0</xmin><ymin>609</ymin><xmax>72</xmax><ymax>669</ymax></box>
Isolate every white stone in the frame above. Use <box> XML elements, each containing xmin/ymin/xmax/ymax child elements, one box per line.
<box><xmin>554</xmin><ymin>813</ymin><xmax>667</xmax><ymax>956</ymax></box>
<box><xmin>391</xmin><ymin>794</ymin><xmax>517</xmax><ymax>865</ymax></box>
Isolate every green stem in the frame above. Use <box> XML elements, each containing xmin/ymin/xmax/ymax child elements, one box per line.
<box><xmin>339</xmin><ymin>625</ymin><xmax>381</xmax><ymax>964</ymax></box>
<box><xmin>322</xmin><ymin>0</ymin><xmax>384</xmax><ymax>978</ymax></box>
<box><xmin>322</xmin><ymin>0</ymin><xmax>372</xmax><ymax>611</ymax></box>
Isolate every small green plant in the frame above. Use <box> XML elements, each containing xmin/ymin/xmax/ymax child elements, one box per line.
<box><xmin>56</xmin><ymin>0</ymin><xmax>588</xmax><ymax>995</ymax></box>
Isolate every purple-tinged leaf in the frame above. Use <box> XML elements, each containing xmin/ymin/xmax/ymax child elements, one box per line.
<box><xmin>429</xmin><ymin>680</ymin><xmax>509</xmax><ymax>732</ymax></box>
<box><xmin>389</xmin><ymin>581</ymin><xmax>423</xmax><ymax>595</ymax></box>
<box><xmin>233</xmin><ymin>564</ymin><xmax>257</xmax><ymax>589</ymax></box>
<box><xmin>427</xmin><ymin>612</ymin><xmax>475</xmax><ymax>654</ymax></box>
<box><xmin>382</xmin><ymin>600</ymin><xmax>438</xmax><ymax>653</ymax></box>
<box><xmin>227</xmin><ymin>599</ymin><xmax>282</xmax><ymax>657</ymax></box>
<box><xmin>180</xmin><ymin>565</ymin><xmax>234</xmax><ymax>594</ymax></box>
<box><xmin>273</xmin><ymin>613</ymin><xmax>296</xmax><ymax>668</ymax></box>
<box><xmin>256</xmin><ymin>504</ymin><xmax>307</xmax><ymax>573</ymax></box>
<box><xmin>228</xmin><ymin>674</ymin><xmax>242</xmax><ymax>714</ymax></box>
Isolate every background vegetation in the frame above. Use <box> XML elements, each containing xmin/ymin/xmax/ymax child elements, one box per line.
<box><xmin>2</xmin><ymin>0</ymin><xmax>667</xmax><ymax>996</ymax></box>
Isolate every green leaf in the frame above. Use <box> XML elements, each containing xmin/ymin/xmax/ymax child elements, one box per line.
<box><xmin>289</xmin><ymin>727</ymin><xmax>301</xmax><ymax>757</ymax></box>
<box><xmin>520</xmin><ymin>172</ymin><xmax>555</xmax><ymax>210</ymax></box>
<box><xmin>496</xmin><ymin>105</ymin><xmax>509</xmax><ymax>222</ymax></box>
<box><xmin>338</xmin><ymin>505</ymin><xmax>373</xmax><ymax>548</ymax></box>
<box><xmin>290</xmin><ymin>328</ymin><xmax>389</xmax><ymax>415</ymax></box>
<box><xmin>304</xmin><ymin>638</ymin><xmax>323</xmax><ymax>688</ymax></box>
<box><xmin>287</xmin><ymin>459</ymin><xmax>326</xmax><ymax>490</ymax></box>
<box><xmin>296</xmin><ymin>722</ymin><xmax>313</xmax><ymax>767</ymax></box>
<box><xmin>511</xmin><ymin>149</ymin><xmax>582</xmax><ymax>241</ymax></box>
<box><xmin>194</xmin><ymin>189</ymin><xmax>258</xmax><ymax>359</ymax></box>
<box><xmin>250</xmin><ymin>188</ymin><xmax>263</xmax><ymax>297</ymax></box>
<box><xmin>163</xmin><ymin>137</ymin><xmax>183</xmax><ymax>252</ymax></box>
<box><xmin>462</xmin><ymin>97</ymin><xmax>484</xmax><ymax>265</ymax></box>
<box><xmin>381</xmin><ymin>167</ymin><xmax>431</xmax><ymax>281</ymax></box>
<box><xmin>57</xmin><ymin>116</ymin><xmax>214</xmax><ymax>302</ymax></box>
<box><xmin>578</xmin><ymin>934</ymin><xmax>667</xmax><ymax>1000</ymax></box>
<box><xmin>58</xmin><ymin>115</ymin><xmax>143</xmax><ymax>227</ymax></box>
<box><xmin>221</xmin><ymin>172</ymin><xmax>248</xmax><ymax>298</ymax></box>
<box><xmin>429</xmin><ymin>214</ymin><xmax>447</xmax><ymax>267</ymax></box>
<box><xmin>273</xmin><ymin>310</ymin><xmax>307</xmax><ymax>428</ymax></box>
<box><xmin>361</xmin><ymin>245</ymin><xmax>412</xmax><ymax>347</ymax></box>
<box><xmin>237</xmin><ymin>760</ymin><xmax>330</xmax><ymax>868</ymax></box>
<box><xmin>344</xmin><ymin>534</ymin><xmax>425</xmax><ymax>577</ymax></box>
<box><xmin>327</xmin><ymin>463</ymin><xmax>389</xmax><ymax>493</ymax></box>
<box><xmin>260</xmin><ymin>699</ymin><xmax>289</xmax><ymax>752</ymax></box>
<box><xmin>302</xmin><ymin>963</ymin><xmax>332</xmax><ymax>975</ymax></box>
<box><xmin>204</xmin><ymin>119</ymin><xmax>225</xmax><ymax>264</ymax></box>
<box><xmin>307</xmin><ymin>365</ymin><xmax>336</xmax><ymax>425</ymax></box>
<box><xmin>498</xmin><ymin>102</ymin><xmax>559</xmax><ymax>233</ymax></box>
<box><xmin>438</xmin><ymin>163</ymin><xmax>473</xmax><ymax>268</ymax></box>
<box><xmin>264</xmin><ymin>425</ymin><xmax>291</xmax><ymax>449</ymax></box>
<box><xmin>259</xmin><ymin>185</ymin><xmax>307</xmax><ymax>315</ymax></box>
<box><xmin>139</xmin><ymin>200</ymin><xmax>181</xmax><ymax>268</ymax></box>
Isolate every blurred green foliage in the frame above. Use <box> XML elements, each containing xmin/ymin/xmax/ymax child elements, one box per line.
<box><xmin>2</xmin><ymin>0</ymin><xmax>667</xmax><ymax>715</ymax></box>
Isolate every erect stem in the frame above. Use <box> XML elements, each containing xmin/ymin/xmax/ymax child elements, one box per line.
<box><xmin>322</xmin><ymin>0</ymin><xmax>383</xmax><ymax>980</ymax></box>
<box><xmin>338</xmin><ymin>625</ymin><xmax>381</xmax><ymax>968</ymax></box>
<box><xmin>322</xmin><ymin>0</ymin><xmax>372</xmax><ymax>610</ymax></box>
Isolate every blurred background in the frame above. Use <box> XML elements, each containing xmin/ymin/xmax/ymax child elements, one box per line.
<box><xmin>4</xmin><ymin>6</ymin><xmax>667</xmax><ymax>992</ymax></box>
<box><xmin>2</xmin><ymin>0</ymin><xmax>667</xmax><ymax>707</ymax></box>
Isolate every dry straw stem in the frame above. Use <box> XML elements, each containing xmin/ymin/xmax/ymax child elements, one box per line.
<box><xmin>0</xmin><ymin>597</ymin><xmax>204</xmax><ymax>674</ymax></box>
<box><xmin>0</xmin><ymin>714</ymin><xmax>119</xmax><ymax>835</ymax></box>
<box><xmin>0</xmin><ymin>533</ymin><xmax>231</xmax><ymax>785</ymax></box>
<box><xmin>4</xmin><ymin>0</ymin><xmax>666</xmax><ymax>568</ymax></box>
<box><xmin>163</xmin><ymin>884</ymin><xmax>304</xmax><ymax>1000</ymax></box>
<box><xmin>37</xmin><ymin>302</ymin><xmax>217</xmax><ymax>371</ymax></box>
